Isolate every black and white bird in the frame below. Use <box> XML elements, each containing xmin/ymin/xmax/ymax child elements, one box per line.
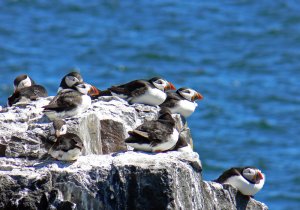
<box><xmin>125</xmin><ymin>108</ymin><xmax>179</xmax><ymax>152</ymax></box>
<box><xmin>160</xmin><ymin>87</ymin><xmax>203</xmax><ymax>118</ymax></box>
<box><xmin>215</xmin><ymin>167</ymin><xmax>265</xmax><ymax>196</ymax></box>
<box><xmin>99</xmin><ymin>77</ymin><xmax>176</xmax><ymax>106</ymax></box>
<box><xmin>57</xmin><ymin>71</ymin><xmax>83</xmax><ymax>93</ymax></box>
<box><xmin>8</xmin><ymin>74</ymin><xmax>48</xmax><ymax>106</ymax></box>
<box><xmin>43</xmin><ymin>82</ymin><xmax>99</xmax><ymax>120</ymax></box>
<box><xmin>48</xmin><ymin>119</ymin><xmax>83</xmax><ymax>161</ymax></box>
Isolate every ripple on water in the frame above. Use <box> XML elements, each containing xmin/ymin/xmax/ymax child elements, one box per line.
<box><xmin>237</xmin><ymin>119</ymin><xmax>281</xmax><ymax>131</ymax></box>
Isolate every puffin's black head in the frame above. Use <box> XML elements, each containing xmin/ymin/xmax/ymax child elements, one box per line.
<box><xmin>13</xmin><ymin>74</ymin><xmax>35</xmax><ymax>91</ymax></box>
<box><xmin>51</xmin><ymin>119</ymin><xmax>67</xmax><ymax>137</ymax></box>
<box><xmin>177</xmin><ymin>87</ymin><xmax>203</xmax><ymax>102</ymax></box>
<box><xmin>149</xmin><ymin>77</ymin><xmax>176</xmax><ymax>92</ymax></box>
<box><xmin>60</xmin><ymin>71</ymin><xmax>83</xmax><ymax>88</ymax></box>
<box><xmin>177</xmin><ymin>87</ymin><xmax>189</xmax><ymax>93</ymax></box>
<box><xmin>241</xmin><ymin>167</ymin><xmax>264</xmax><ymax>184</ymax></box>
<box><xmin>149</xmin><ymin>77</ymin><xmax>162</xmax><ymax>83</ymax></box>
<box><xmin>158</xmin><ymin>107</ymin><xmax>174</xmax><ymax>123</ymax></box>
<box><xmin>66</xmin><ymin>72</ymin><xmax>83</xmax><ymax>81</ymax></box>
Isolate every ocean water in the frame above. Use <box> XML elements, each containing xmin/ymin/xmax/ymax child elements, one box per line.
<box><xmin>0</xmin><ymin>1</ymin><xmax>299</xmax><ymax>209</ymax></box>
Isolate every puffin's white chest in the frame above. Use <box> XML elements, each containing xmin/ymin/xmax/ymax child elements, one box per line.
<box><xmin>49</xmin><ymin>148</ymin><xmax>82</xmax><ymax>161</ymax></box>
<box><xmin>130</xmin><ymin>88</ymin><xmax>166</xmax><ymax>105</ymax></box>
<box><xmin>225</xmin><ymin>175</ymin><xmax>265</xmax><ymax>196</ymax></box>
<box><xmin>170</xmin><ymin>100</ymin><xmax>197</xmax><ymax>118</ymax></box>
<box><xmin>79</xmin><ymin>95</ymin><xmax>91</xmax><ymax>110</ymax></box>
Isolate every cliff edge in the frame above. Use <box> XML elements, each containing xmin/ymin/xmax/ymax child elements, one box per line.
<box><xmin>0</xmin><ymin>97</ymin><xmax>268</xmax><ymax>210</ymax></box>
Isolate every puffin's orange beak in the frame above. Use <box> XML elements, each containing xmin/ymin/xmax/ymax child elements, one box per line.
<box><xmin>257</xmin><ymin>171</ymin><xmax>264</xmax><ymax>180</ymax></box>
<box><xmin>88</xmin><ymin>85</ymin><xmax>101</xmax><ymax>97</ymax></box>
<box><xmin>192</xmin><ymin>92</ymin><xmax>203</xmax><ymax>101</ymax></box>
<box><xmin>254</xmin><ymin>171</ymin><xmax>264</xmax><ymax>183</ymax></box>
<box><xmin>165</xmin><ymin>82</ymin><xmax>176</xmax><ymax>91</ymax></box>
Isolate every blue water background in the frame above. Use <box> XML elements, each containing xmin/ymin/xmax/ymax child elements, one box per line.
<box><xmin>0</xmin><ymin>1</ymin><xmax>299</xmax><ymax>209</ymax></box>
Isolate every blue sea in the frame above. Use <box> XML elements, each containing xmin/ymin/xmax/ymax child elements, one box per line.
<box><xmin>0</xmin><ymin>1</ymin><xmax>299</xmax><ymax>209</ymax></box>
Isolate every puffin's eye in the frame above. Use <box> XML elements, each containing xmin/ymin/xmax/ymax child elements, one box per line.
<box><xmin>156</xmin><ymin>80</ymin><xmax>163</xmax><ymax>84</ymax></box>
<box><xmin>244</xmin><ymin>168</ymin><xmax>254</xmax><ymax>175</ymax></box>
<box><xmin>181</xmin><ymin>89</ymin><xmax>190</xmax><ymax>94</ymax></box>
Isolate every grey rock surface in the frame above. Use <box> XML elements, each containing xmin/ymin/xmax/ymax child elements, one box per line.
<box><xmin>0</xmin><ymin>97</ymin><xmax>268</xmax><ymax>210</ymax></box>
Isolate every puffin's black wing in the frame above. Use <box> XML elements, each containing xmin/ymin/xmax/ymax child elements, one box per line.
<box><xmin>125</xmin><ymin>130</ymin><xmax>152</xmax><ymax>144</ymax></box>
<box><xmin>48</xmin><ymin>89</ymin><xmax>74</xmax><ymax>105</ymax></box>
<box><xmin>128</xmin><ymin>80</ymin><xmax>150</xmax><ymax>97</ymax></box>
<box><xmin>54</xmin><ymin>134</ymin><xmax>83</xmax><ymax>152</ymax></box>
<box><xmin>23</xmin><ymin>85</ymin><xmax>48</xmax><ymax>100</ymax></box>
<box><xmin>136</xmin><ymin>120</ymin><xmax>174</xmax><ymax>145</ymax></box>
<box><xmin>128</xmin><ymin>130</ymin><xmax>150</xmax><ymax>139</ymax></box>
<box><xmin>7</xmin><ymin>85</ymin><xmax>48</xmax><ymax>106</ymax></box>
<box><xmin>215</xmin><ymin>167</ymin><xmax>243</xmax><ymax>183</ymax></box>
<box><xmin>43</xmin><ymin>90</ymin><xmax>82</xmax><ymax>111</ymax></box>
<box><xmin>16</xmin><ymin>85</ymin><xmax>47</xmax><ymax>99</ymax></box>
<box><xmin>109</xmin><ymin>80</ymin><xmax>149</xmax><ymax>97</ymax></box>
<box><xmin>97</xmin><ymin>89</ymin><xmax>112</xmax><ymax>97</ymax></box>
<box><xmin>126</xmin><ymin>121</ymin><xmax>169</xmax><ymax>146</ymax></box>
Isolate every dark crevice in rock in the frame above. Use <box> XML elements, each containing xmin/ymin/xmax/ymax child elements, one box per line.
<box><xmin>0</xmin><ymin>144</ymin><xmax>6</xmax><ymax>157</ymax></box>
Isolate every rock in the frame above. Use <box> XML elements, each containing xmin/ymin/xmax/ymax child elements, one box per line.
<box><xmin>0</xmin><ymin>97</ymin><xmax>268</xmax><ymax>210</ymax></box>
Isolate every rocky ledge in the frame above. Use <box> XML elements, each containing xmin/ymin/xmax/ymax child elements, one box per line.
<box><xmin>0</xmin><ymin>97</ymin><xmax>268</xmax><ymax>210</ymax></box>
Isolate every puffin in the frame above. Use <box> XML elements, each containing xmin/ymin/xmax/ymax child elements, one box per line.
<box><xmin>57</xmin><ymin>71</ymin><xmax>83</xmax><ymax>93</ymax></box>
<box><xmin>160</xmin><ymin>87</ymin><xmax>203</xmax><ymax>118</ymax></box>
<box><xmin>215</xmin><ymin>167</ymin><xmax>265</xmax><ymax>196</ymax></box>
<box><xmin>43</xmin><ymin>82</ymin><xmax>99</xmax><ymax>120</ymax></box>
<box><xmin>99</xmin><ymin>77</ymin><xmax>176</xmax><ymax>105</ymax></box>
<box><xmin>125</xmin><ymin>108</ymin><xmax>179</xmax><ymax>152</ymax></box>
<box><xmin>8</xmin><ymin>74</ymin><xmax>48</xmax><ymax>106</ymax></box>
<box><xmin>48</xmin><ymin>119</ymin><xmax>83</xmax><ymax>161</ymax></box>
